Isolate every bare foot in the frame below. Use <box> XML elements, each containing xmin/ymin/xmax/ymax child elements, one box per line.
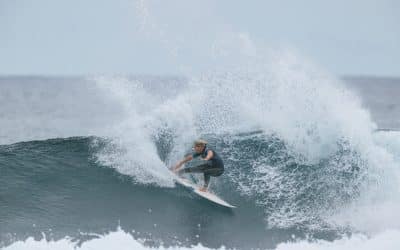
<box><xmin>199</xmin><ymin>187</ymin><xmax>207</xmax><ymax>192</ymax></box>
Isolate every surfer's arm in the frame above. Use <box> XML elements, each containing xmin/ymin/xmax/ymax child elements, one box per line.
<box><xmin>203</xmin><ymin>150</ymin><xmax>214</xmax><ymax>161</ymax></box>
<box><xmin>172</xmin><ymin>155</ymin><xmax>193</xmax><ymax>171</ymax></box>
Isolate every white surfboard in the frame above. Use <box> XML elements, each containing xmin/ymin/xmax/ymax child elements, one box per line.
<box><xmin>172</xmin><ymin>172</ymin><xmax>236</xmax><ymax>208</ymax></box>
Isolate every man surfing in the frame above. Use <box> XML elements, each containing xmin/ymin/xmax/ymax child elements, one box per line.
<box><xmin>172</xmin><ymin>139</ymin><xmax>224</xmax><ymax>192</ymax></box>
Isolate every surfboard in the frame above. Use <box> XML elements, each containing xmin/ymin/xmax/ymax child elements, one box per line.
<box><xmin>172</xmin><ymin>172</ymin><xmax>236</xmax><ymax>208</ymax></box>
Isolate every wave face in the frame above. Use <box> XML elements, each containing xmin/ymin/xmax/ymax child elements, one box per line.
<box><xmin>1</xmin><ymin>74</ymin><xmax>400</xmax><ymax>249</ymax></box>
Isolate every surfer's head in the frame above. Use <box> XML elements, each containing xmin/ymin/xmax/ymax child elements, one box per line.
<box><xmin>193</xmin><ymin>139</ymin><xmax>207</xmax><ymax>153</ymax></box>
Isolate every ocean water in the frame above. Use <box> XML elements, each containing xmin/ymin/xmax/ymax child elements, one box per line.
<box><xmin>1</xmin><ymin>74</ymin><xmax>400</xmax><ymax>250</ymax></box>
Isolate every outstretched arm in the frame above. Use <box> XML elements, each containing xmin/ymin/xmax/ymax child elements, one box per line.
<box><xmin>172</xmin><ymin>155</ymin><xmax>193</xmax><ymax>172</ymax></box>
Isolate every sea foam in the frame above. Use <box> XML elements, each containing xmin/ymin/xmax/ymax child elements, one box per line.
<box><xmin>4</xmin><ymin>229</ymin><xmax>400</xmax><ymax>250</ymax></box>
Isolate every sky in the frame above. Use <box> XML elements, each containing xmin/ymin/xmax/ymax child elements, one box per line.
<box><xmin>0</xmin><ymin>0</ymin><xmax>399</xmax><ymax>76</ymax></box>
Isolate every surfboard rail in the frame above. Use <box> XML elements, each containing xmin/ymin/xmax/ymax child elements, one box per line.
<box><xmin>172</xmin><ymin>173</ymin><xmax>236</xmax><ymax>208</ymax></box>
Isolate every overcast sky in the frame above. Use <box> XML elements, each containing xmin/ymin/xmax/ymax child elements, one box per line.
<box><xmin>1</xmin><ymin>0</ymin><xmax>399</xmax><ymax>76</ymax></box>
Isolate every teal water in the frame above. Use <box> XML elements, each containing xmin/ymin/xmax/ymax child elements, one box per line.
<box><xmin>0</xmin><ymin>134</ymin><xmax>366</xmax><ymax>249</ymax></box>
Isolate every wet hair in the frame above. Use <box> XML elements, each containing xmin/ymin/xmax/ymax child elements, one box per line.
<box><xmin>194</xmin><ymin>139</ymin><xmax>207</xmax><ymax>146</ymax></box>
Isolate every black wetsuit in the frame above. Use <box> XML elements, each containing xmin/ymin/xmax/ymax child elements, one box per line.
<box><xmin>179</xmin><ymin>147</ymin><xmax>224</xmax><ymax>187</ymax></box>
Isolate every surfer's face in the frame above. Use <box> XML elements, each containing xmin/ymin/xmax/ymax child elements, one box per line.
<box><xmin>193</xmin><ymin>144</ymin><xmax>205</xmax><ymax>153</ymax></box>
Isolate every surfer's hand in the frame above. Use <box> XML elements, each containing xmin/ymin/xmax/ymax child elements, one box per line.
<box><xmin>172</xmin><ymin>165</ymin><xmax>181</xmax><ymax>172</ymax></box>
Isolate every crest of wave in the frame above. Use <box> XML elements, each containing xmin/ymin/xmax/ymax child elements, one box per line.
<box><xmin>187</xmin><ymin>51</ymin><xmax>400</xmax><ymax>230</ymax></box>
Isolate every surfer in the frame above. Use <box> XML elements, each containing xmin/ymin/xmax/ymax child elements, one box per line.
<box><xmin>172</xmin><ymin>139</ymin><xmax>224</xmax><ymax>192</ymax></box>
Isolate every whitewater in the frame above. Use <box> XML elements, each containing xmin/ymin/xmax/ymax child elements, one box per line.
<box><xmin>2</xmin><ymin>1</ymin><xmax>400</xmax><ymax>249</ymax></box>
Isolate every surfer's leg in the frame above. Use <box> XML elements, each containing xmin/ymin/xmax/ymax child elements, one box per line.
<box><xmin>179</xmin><ymin>162</ymin><xmax>223</xmax><ymax>188</ymax></box>
<box><xmin>202</xmin><ymin>167</ymin><xmax>223</xmax><ymax>188</ymax></box>
<box><xmin>178</xmin><ymin>164</ymin><xmax>208</xmax><ymax>174</ymax></box>
<box><xmin>204</xmin><ymin>173</ymin><xmax>211</xmax><ymax>188</ymax></box>
<box><xmin>203</xmin><ymin>166</ymin><xmax>224</xmax><ymax>176</ymax></box>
